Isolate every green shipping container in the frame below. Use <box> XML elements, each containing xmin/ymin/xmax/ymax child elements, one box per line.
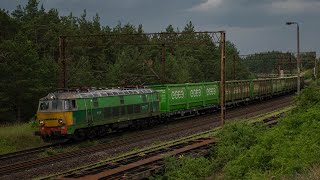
<box><xmin>149</xmin><ymin>82</ymin><xmax>219</xmax><ymax>113</ymax></box>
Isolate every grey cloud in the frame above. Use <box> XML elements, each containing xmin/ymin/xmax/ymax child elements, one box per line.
<box><xmin>0</xmin><ymin>0</ymin><xmax>319</xmax><ymax>55</ymax></box>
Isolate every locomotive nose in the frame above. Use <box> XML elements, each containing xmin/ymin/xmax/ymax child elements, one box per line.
<box><xmin>37</xmin><ymin>112</ymin><xmax>70</xmax><ymax>127</ymax></box>
<box><xmin>36</xmin><ymin>112</ymin><xmax>72</xmax><ymax>141</ymax></box>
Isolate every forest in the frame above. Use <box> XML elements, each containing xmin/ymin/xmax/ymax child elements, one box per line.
<box><xmin>0</xmin><ymin>0</ymin><xmax>297</xmax><ymax>123</ymax></box>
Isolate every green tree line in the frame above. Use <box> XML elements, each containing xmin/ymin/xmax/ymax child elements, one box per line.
<box><xmin>0</xmin><ymin>0</ymin><xmax>250</xmax><ymax>123</ymax></box>
<box><xmin>241</xmin><ymin>51</ymin><xmax>317</xmax><ymax>76</ymax></box>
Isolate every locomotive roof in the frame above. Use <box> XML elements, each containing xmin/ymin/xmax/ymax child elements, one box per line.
<box><xmin>40</xmin><ymin>88</ymin><xmax>156</xmax><ymax>100</ymax></box>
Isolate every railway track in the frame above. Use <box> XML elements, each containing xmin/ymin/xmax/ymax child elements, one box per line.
<box><xmin>0</xmin><ymin>95</ymin><xmax>294</xmax><ymax>177</ymax></box>
<box><xmin>0</xmin><ymin>144</ymin><xmax>60</xmax><ymax>162</ymax></box>
<box><xmin>55</xmin><ymin>138</ymin><xmax>215</xmax><ymax>180</ymax></box>
<box><xmin>41</xmin><ymin>108</ymin><xmax>284</xmax><ymax>180</ymax></box>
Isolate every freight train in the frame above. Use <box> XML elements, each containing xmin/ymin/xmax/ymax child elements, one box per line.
<box><xmin>35</xmin><ymin>76</ymin><xmax>303</xmax><ymax>142</ymax></box>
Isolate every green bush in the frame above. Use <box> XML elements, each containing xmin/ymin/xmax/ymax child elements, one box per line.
<box><xmin>223</xmin><ymin>88</ymin><xmax>320</xmax><ymax>179</ymax></box>
<box><xmin>160</xmin><ymin>122</ymin><xmax>263</xmax><ymax>180</ymax></box>
<box><xmin>160</xmin><ymin>156</ymin><xmax>212</xmax><ymax>180</ymax></box>
<box><xmin>210</xmin><ymin>122</ymin><xmax>264</xmax><ymax>171</ymax></box>
<box><xmin>295</xmin><ymin>86</ymin><xmax>320</xmax><ymax>111</ymax></box>
<box><xmin>0</xmin><ymin>122</ymin><xmax>47</xmax><ymax>154</ymax></box>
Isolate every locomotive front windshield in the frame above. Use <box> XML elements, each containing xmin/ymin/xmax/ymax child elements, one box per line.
<box><xmin>38</xmin><ymin>99</ymin><xmax>76</xmax><ymax>112</ymax></box>
<box><xmin>38</xmin><ymin>100</ymin><xmax>69</xmax><ymax>112</ymax></box>
<box><xmin>39</xmin><ymin>101</ymin><xmax>50</xmax><ymax>110</ymax></box>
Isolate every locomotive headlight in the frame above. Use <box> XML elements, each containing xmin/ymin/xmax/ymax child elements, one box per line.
<box><xmin>39</xmin><ymin>120</ymin><xmax>45</xmax><ymax>126</ymax></box>
<box><xmin>58</xmin><ymin>119</ymin><xmax>64</xmax><ymax>125</ymax></box>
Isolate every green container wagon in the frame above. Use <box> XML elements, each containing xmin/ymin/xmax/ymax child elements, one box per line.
<box><xmin>149</xmin><ymin>82</ymin><xmax>220</xmax><ymax>114</ymax></box>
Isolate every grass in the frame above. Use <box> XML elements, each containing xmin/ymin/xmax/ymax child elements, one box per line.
<box><xmin>0</xmin><ymin>122</ymin><xmax>48</xmax><ymax>155</ymax></box>
<box><xmin>0</xmin><ymin>122</ymin><xmax>102</xmax><ymax>156</ymax></box>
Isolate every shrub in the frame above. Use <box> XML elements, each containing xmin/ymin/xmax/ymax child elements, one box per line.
<box><xmin>223</xmin><ymin>91</ymin><xmax>320</xmax><ymax>179</ymax></box>
<box><xmin>210</xmin><ymin>122</ymin><xmax>264</xmax><ymax>172</ymax></box>
<box><xmin>295</xmin><ymin>86</ymin><xmax>320</xmax><ymax>111</ymax></box>
<box><xmin>161</xmin><ymin>156</ymin><xmax>212</xmax><ymax>180</ymax></box>
<box><xmin>0</xmin><ymin>122</ymin><xmax>47</xmax><ymax>154</ymax></box>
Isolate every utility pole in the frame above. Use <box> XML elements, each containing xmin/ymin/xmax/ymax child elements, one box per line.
<box><xmin>297</xmin><ymin>24</ymin><xmax>300</xmax><ymax>93</ymax></box>
<box><xmin>220</xmin><ymin>31</ymin><xmax>226</xmax><ymax>126</ymax></box>
<box><xmin>286</xmin><ymin>22</ymin><xmax>300</xmax><ymax>93</ymax></box>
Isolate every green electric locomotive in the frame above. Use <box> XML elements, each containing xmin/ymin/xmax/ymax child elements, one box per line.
<box><xmin>36</xmin><ymin>88</ymin><xmax>160</xmax><ymax>141</ymax></box>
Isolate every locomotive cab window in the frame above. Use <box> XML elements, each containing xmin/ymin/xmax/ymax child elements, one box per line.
<box><xmin>64</xmin><ymin>100</ymin><xmax>77</xmax><ymax>110</ymax></box>
<box><xmin>71</xmin><ymin>100</ymin><xmax>76</xmax><ymax>109</ymax></box>
<box><xmin>39</xmin><ymin>101</ymin><xmax>49</xmax><ymax>111</ymax></box>
<box><xmin>38</xmin><ymin>100</ymin><xmax>72</xmax><ymax>112</ymax></box>
<box><xmin>52</xmin><ymin>100</ymin><xmax>63</xmax><ymax>110</ymax></box>
<box><xmin>64</xmin><ymin>100</ymin><xmax>70</xmax><ymax>110</ymax></box>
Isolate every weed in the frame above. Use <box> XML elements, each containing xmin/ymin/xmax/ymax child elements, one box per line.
<box><xmin>0</xmin><ymin>122</ymin><xmax>47</xmax><ymax>154</ymax></box>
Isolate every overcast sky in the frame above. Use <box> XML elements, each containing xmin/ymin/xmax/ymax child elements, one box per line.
<box><xmin>1</xmin><ymin>0</ymin><xmax>319</xmax><ymax>56</ymax></box>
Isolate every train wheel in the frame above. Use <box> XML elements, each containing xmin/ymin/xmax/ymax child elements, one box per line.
<box><xmin>97</xmin><ymin>126</ymin><xmax>107</xmax><ymax>137</ymax></box>
<box><xmin>86</xmin><ymin>128</ymin><xmax>97</xmax><ymax>139</ymax></box>
<box><xmin>73</xmin><ymin>129</ymin><xmax>85</xmax><ymax>141</ymax></box>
